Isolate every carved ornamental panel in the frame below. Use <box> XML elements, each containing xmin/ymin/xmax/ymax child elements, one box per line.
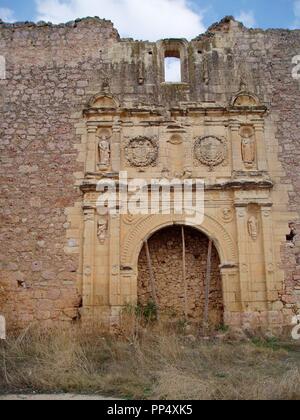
<box><xmin>194</xmin><ymin>136</ymin><xmax>227</xmax><ymax>170</ymax></box>
<box><xmin>125</xmin><ymin>136</ymin><xmax>159</xmax><ymax>167</ymax></box>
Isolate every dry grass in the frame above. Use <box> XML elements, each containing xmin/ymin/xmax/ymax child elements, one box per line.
<box><xmin>0</xmin><ymin>315</ymin><xmax>300</xmax><ymax>400</ymax></box>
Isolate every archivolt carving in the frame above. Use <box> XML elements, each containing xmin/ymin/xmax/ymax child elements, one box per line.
<box><xmin>194</xmin><ymin>136</ymin><xmax>227</xmax><ymax>170</ymax></box>
<box><xmin>125</xmin><ymin>136</ymin><xmax>159</xmax><ymax>167</ymax></box>
<box><xmin>121</xmin><ymin>213</ymin><xmax>237</xmax><ymax>269</ymax></box>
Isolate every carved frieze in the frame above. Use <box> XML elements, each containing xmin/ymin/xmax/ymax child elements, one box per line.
<box><xmin>194</xmin><ymin>136</ymin><xmax>227</xmax><ymax>170</ymax></box>
<box><xmin>125</xmin><ymin>136</ymin><xmax>159</xmax><ymax>168</ymax></box>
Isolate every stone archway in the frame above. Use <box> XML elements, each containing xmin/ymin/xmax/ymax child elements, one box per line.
<box><xmin>137</xmin><ymin>225</ymin><xmax>224</xmax><ymax>326</ymax></box>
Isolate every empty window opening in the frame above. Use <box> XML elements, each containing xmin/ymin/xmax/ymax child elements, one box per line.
<box><xmin>286</xmin><ymin>222</ymin><xmax>297</xmax><ymax>245</ymax></box>
<box><xmin>164</xmin><ymin>51</ymin><xmax>181</xmax><ymax>83</ymax></box>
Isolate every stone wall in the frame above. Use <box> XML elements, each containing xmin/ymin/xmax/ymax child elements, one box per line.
<box><xmin>0</xmin><ymin>18</ymin><xmax>119</xmax><ymax>327</ymax></box>
<box><xmin>0</xmin><ymin>16</ymin><xmax>300</xmax><ymax>329</ymax></box>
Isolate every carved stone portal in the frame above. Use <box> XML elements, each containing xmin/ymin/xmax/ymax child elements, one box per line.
<box><xmin>125</xmin><ymin>136</ymin><xmax>158</xmax><ymax>168</ymax></box>
<box><xmin>194</xmin><ymin>136</ymin><xmax>227</xmax><ymax>170</ymax></box>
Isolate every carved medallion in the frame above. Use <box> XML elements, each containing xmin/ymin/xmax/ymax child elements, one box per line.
<box><xmin>125</xmin><ymin>136</ymin><xmax>158</xmax><ymax>167</ymax></box>
<box><xmin>221</xmin><ymin>207</ymin><xmax>234</xmax><ymax>223</ymax></box>
<box><xmin>194</xmin><ymin>136</ymin><xmax>227</xmax><ymax>170</ymax></box>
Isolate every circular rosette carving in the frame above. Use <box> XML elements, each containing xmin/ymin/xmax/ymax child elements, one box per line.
<box><xmin>194</xmin><ymin>136</ymin><xmax>227</xmax><ymax>170</ymax></box>
<box><xmin>125</xmin><ymin>136</ymin><xmax>158</xmax><ymax>168</ymax></box>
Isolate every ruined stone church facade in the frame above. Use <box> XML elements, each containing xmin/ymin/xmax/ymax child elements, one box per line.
<box><xmin>0</xmin><ymin>16</ymin><xmax>300</xmax><ymax>330</ymax></box>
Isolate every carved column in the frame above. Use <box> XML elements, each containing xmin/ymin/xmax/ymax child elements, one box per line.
<box><xmin>86</xmin><ymin>126</ymin><xmax>97</xmax><ymax>174</ymax></box>
<box><xmin>235</xmin><ymin>205</ymin><xmax>250</xmax><ymax>311</ymax></box>
<box><xmin>253</xmin><ymin>120</ymin><xmax>268</xmax><ymax>172</ymax></box>
<box><xmin>229</xmin><ymin>120</ymin><xmax>243</xmax><ymax>172</ymax></box>
<box><xmin>82</xmin><ymin>208</ymin><xmax>96</xmax><ymax>309</ymax></box>
<box><xmin>260</xmin><ymin>205</ymin><xmax>276</xmax><ymax>313</ymax></box>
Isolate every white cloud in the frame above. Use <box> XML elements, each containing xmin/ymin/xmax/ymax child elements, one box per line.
<box><xmin>0</xmin><ymin>7</ymin><xmax>15</xmax><ymax>22</ymax></box>
<box><xmin>236</xmin><ymin>11</ymin><xmax>256</xmax><ymax>28</ymax></box>
<box><xmin>35</xmin><ymin>0</ymin><xmax>206</xmax><ymax>40</ymax></box>
<box><xmin>165</xmin><ymin>57</ymin><xmax>181</xmax><ymax>82</ymax></box>
<box><xmin>294</xmin><ymin>0</ymin><xmax>300</xmax><ymax>27</ymax></box>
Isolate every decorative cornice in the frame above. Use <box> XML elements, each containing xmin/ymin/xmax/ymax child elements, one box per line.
<box><xmin>79</xmin><ymin>177</ymin><xmax>274</xmax><ymax>194</ymax></box>
<box><xmin>83</xmin><ymin>104</ymin><xmax>268</xmax><ymax>119</ymax></box>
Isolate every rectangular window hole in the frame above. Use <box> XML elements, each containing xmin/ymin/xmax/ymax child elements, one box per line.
<box><xmin>164</xmin><ymin>52</ymin><xmax>181</xmax><ymax>83</ymax></box>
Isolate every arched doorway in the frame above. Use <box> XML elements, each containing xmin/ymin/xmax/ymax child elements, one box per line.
<box><xmin>137</xmin><ymin>225</ymin><xmax>224</xmax><ymax>326</ymax></box>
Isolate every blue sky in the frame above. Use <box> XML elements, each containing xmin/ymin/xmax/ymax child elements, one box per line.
<box><xmin>0</xmin><ymin>0</ymin><xmax>299</xmax><ymax>40</ymax></box>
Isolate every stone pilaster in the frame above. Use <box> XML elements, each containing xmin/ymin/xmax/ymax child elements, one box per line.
<box><xmin>111</xmin><ymin>119</ymin><xmax>121</xmax><ymax>173</ymax></box>
<box><xmin>253</xmin><ymin>120</ymin><xmax>268</xmax><ymax>172</ymax></box>
<box><xmin>220</xmin><ymin>266</ymin><xmax>241</xmax><ymax>325</ymax></box>
<box><xmin>82</xmin><ymin>208</ymin><xmax>96</xmax><ymax>309</ymax></box>
<box><xmin>109</xmin><ymin>214</ymin><xmax>121</xmax><ymax>307</ymax></box>
<box><xmin>235</xmin><ymin>205</ymin><xmax>250</xmax><ymax>310</ymax></box>
<box><xmin>85</xmin><ymin>125</ymin><xmax>97</xmax><ymax>174</ymax></box>
<box><xmin>229</xmin><ymin>120</ymin><xmax>243</xmax><ymax>172</ymax></box>
<box><xmin>260</xmin><ymin>205</ymin><xmax>276</xmax><ymax>312</ymax></box>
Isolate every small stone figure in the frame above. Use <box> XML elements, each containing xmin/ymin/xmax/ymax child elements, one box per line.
<box><xmin>98</xmin><ymin>134</ymin><xmax>111</xmax><ymax>167</ymax></box>
<box><xmin>248</xmin><ymin>216</ymin><xmax>259</xmax><ymax>240</ymax></box>
<box><xmin>241</xmin><ymin>127</ymin><xmax>255</xmax><ymax>166</ymax></box>
<box><xmin>97</xmin><ymin>218</ymin><xmax>108</xmax><ymax>244</ymax></box>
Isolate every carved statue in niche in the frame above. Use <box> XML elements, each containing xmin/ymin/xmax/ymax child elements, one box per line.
<box><xmin>97</xmin><ymin>131</ymin><xmax>111</xmax><ymax>168</ymax></box>
<box><xmin>97</xmin><ymin>218</ymin><xmax>108</xmax><ymax>244</ymax></box>
<box><xmin>248</xmin><ymin>216</ymin><xmax>259</xmax><ymax>240</ymax></box>
<box><xmin>240</xmin><ymin>126</ymin><xmax>256</xmax><ymax>167</ymax></box>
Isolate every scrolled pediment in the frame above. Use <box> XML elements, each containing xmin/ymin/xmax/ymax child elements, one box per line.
<box><xmin>88</xmin><ymin>93</ymin><xmax>119</xmax><ymax>110</ymax></box>
<box><xmin>231</xmin><ymin>91</ymin><xmax>261</xmax><ymax>107</ymax></box>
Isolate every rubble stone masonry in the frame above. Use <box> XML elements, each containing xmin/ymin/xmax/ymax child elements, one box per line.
<box><xmin>0</xmin><ymin>16</ymin><xmax>300</xmax><ymax>330</ymax></box>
